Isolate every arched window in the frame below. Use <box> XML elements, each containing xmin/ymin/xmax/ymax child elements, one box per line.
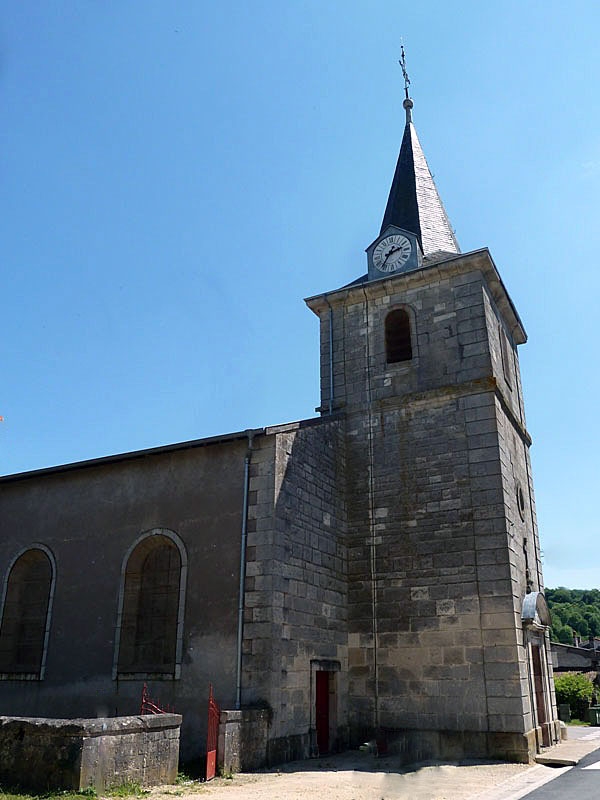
<box><xmin>116</xmin><ymin>532</ymin><xmax>185</xmax><ymax>676</ymax></box>
<box><xmin>0</xmin><ymin>547</ymin><xmax>54</xmax><ymax>677</ymax></box>
<box><xmin>385</xmin><ymin>309</ymin><xmax>412</xmax><ymax>363</ymax></box>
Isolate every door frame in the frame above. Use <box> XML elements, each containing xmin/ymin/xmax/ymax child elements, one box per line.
<box><xmin>310</xmin><ymin>659</ymin><xmax>341</xmax><ymax>756</ymax></box>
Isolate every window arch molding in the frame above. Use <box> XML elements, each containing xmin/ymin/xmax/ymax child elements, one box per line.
<box><xmin>384</xmin><ymin>303</ymin><xmax>417</xmax><ymax>365</ymax></box>
<box><xmin>0</xmin><ymin>543</ymin><xmax>57</xmax><ymax>680</ymax></box>
<box><xmin>113</xmin><ymin>528</ymin><xmax>188</xmax><ymax>680</ymax></box>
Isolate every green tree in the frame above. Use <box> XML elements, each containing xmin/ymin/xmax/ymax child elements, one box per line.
<box><xmin>584</xmin><ymin>610</ymin><xmax>600</xmax><ymax>636</ymax></box>
<box><xmin>564</xmin><ymin>606</ymin><xmax>581</xmax><ymax>628</ymax></box>
<box><xmin>547</xmin><ymin>587</ymin><xmax>600</xmax><ymax>644</ymax></box>
<box><xmin>554</xmin><ymin>672</ymin><xmax>594</xmax><ymax>720</ymax></box>
<box><xmin>549</xmin><ymin>587</ymin><xmax>573</xmax><ymax>604</ymax></box>
<box><xmin>557</xmin><ymin>627</ymin><xmax>574</xmax><ymax>645</ymax></box>
<box><xmin>551</xmin><ymin>620</ymin><xmax>574</xmax><ymax>645</ymax></box>
<box><xmin>552</xmin><ymin>605</ymin><xmax>568</xmax><ymax>624</ymax></box>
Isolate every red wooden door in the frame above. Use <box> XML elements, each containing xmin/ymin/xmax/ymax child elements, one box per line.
<box><xmin>316</xmin><ymin>671</ymin><xmax>330</xmax><ymax>754</ymax></box>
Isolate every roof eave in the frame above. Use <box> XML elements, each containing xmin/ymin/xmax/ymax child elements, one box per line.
<box><xmin>305</xmin><ymin>247</ymin><xmax>527</xmax><ymax>345</ymax></box>
<box><xmin>0</xmin><ymin>428</ymin><xmax>265</xmax><ymax>484</ymax></box>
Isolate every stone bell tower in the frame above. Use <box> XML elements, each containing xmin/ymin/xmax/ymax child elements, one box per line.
<box><xmin>305</xmin><ymin>74</ymin><xmax>559</xmax><ymax>761</ymax></box>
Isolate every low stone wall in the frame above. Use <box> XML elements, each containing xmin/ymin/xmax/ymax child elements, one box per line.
<box><xmin>218</xmin><ymin>709</ymin><xmax>270</xmax><ymax>773</ymax></box>
<box><xmin>0</xmin><ymin>714</ymin><xmax>181</xmax><ymax>792</ymax></box>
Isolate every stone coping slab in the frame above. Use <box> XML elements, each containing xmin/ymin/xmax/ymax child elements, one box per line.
<box><xmin>0</xmin><ymin>713</ymin><xmax>182</xmax><ymax>735</ymax></box>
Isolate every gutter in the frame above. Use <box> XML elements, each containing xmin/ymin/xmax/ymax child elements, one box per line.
<box><xmin>0</xmin><ymin>428</ymin><xmax>264</xmax><ymax>484</ymax></box>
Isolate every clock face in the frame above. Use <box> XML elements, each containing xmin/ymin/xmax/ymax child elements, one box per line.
<box><xmin>372</xmin><ymin>234</ymin><xmax>412</xmax><ymax>273</ymax></box>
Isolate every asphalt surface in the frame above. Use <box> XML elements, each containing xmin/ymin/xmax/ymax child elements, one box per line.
<box><xmin>520</xmin><ymin>747</ymin><xmax>600</xmax><ymax>799</ymax></box>
<box><xmin>483</xmin><ymin>726</ymin><xmax>600</xmax><ymax>800</ymax></box>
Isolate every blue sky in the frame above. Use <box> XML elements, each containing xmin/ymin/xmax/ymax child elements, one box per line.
<box><xmin>2</xmin><ymin>1</ymin><xmax>599</xmax><ymax>589</ymax></box>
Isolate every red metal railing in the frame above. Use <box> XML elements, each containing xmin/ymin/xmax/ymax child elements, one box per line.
<box><xmin>140</xmin><ymin>683</ymin><xmax>174</xmax><ymax>715</ymax></box>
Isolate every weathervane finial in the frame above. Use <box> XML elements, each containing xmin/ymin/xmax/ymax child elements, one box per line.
<box><xmin>399</xmin><ymin>43</ymin><xmax>410</xmax><ymax>99</ymax></box>
<box><xmin>399</xmin><ymin>42</ymin><xmax>413</xmax><ymax>123</ymax></box>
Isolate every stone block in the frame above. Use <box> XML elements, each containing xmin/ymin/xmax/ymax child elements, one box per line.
<box><xmin>0</xmin><ymin>715</ymin><xmax>181</xmax><ymax>792</ymax></box>
<box><xmin>218</xmin><ymin>708</ymin><xmax>271</xmax><ymax>773</ymax></box>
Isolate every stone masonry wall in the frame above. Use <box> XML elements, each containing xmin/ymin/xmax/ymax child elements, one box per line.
<box><xmin>344</xmin><ymin>390</ymin><xmax>532</xmax><ymax>749</ymax></box>
<box><xmin>242</xmin><ymin>418</ymin><xmax>347</xmax><ymax>763</ymax></box>
<box><xmin>0</xmin><ymin>714</ymin><xmax>181</xmax><ymax>792</ymax></box>
<box><xmin>484</xmin><ymin>286</ymin><xmax>557</xmax><ymax>731</ymax></box>
<box><xmin>308</xmin><ymin>252</ymin><xmax>544</xmax><ymax>761</ymax></box>
<box><xmin>0</xmin><ymin>438</ymin><xmax>248</xmax><ymax>763</ymax></box>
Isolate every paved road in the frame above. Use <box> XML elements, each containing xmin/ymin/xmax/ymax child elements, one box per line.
<box><xmin>522</xmin><ymin>744</ymin><xmax>600</xmax><ymax>799</ymax></box>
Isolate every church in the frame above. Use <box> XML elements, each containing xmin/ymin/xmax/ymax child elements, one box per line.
<box><xmin>0</xmin><ymin>75</ymin><xmax>560</xmax><ymax>767</ymax></box>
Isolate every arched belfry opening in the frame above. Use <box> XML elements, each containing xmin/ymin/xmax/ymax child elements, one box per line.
<box><xmin>385</xmin><ymin>308</ymin><xmax>412</xmax><ymax>364</ymax></box>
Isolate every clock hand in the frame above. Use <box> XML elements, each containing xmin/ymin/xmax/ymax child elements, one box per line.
<box><xmin>382</xmin><ymin>245</ymin><xmax>400</xmax><ymax>265</ymax></box>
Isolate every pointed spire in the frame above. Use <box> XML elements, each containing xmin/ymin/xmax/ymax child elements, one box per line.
<box><xmin>380</xmin><ymin>51</ymin><xmax>460</xmax><ymax>256</ymax></box>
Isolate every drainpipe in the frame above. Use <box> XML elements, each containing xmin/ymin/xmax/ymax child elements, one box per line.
<box><xmin>361</xmin><ymin>285</ymin><xmax>379</xmax><ymax>734</ymax></box>
<box><xmin>325</xmin><ymin>296</ymin><xmax>334</xmax><ymax>415</ymax></box>
<box><xmin>235</xmin><ymin>430</ymin><xmax>255</xmax><ymax>710</ymax></box>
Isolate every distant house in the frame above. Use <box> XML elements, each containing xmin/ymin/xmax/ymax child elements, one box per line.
<box><xmin>551</xmin><ymin>637</ymin><xmax>600</xmax><ymax>675</ymax></box>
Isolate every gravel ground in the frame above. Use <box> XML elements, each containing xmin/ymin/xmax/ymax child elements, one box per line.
<box><xmin>147</xmin><ymin>753</ymin><xmax>534</xmax><ymax>800</ymax></box>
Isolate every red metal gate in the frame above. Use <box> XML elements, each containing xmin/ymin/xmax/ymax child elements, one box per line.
<box><xmin>206</xmin><ymin>684</ymin><xmax>220</xmax><ymax>781</ymax></box>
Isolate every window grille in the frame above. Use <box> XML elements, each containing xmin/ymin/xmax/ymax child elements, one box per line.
<box><xmin>0</xmin><ymin>549</ymin><xmax>52</xmax><ymax>675</ymax></box>
<box><xmin>117</xmin><ymin>536</ymin><xmax>181</xmax><ymax>674</ymax></box>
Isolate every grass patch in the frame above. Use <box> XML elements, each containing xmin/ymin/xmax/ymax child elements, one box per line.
<box><xmin>166</xmin><ymin>773</ymin><xmax>205</xmax><ymax>795</ymax></box>
<box><xmin>0</xmin><ymin>791</ymin><xmax>97</xmax><ymax>800</ymax></box>
<box><xmin>0</xmin><ymin>782</ymin><xmax>162</xmax><ymax>800</ymax></box>
<box><xmin>106</xmin><ymin>783</ymin><xmax>149</xmax><ymax>798</ymax></box>
<box><xmin>0</xmin><ymin>793</ymin><xmax>35</xmax><ymax>800</ymax></box>
<box><xmin>567</xmin><ymin>718</ymin><xmax>590</xmax><ymax>726</ymax></box>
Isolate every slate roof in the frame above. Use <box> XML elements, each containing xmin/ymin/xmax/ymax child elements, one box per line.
<box><xmin>380</xmin><ymin>102</ymin><xmax>460</xmax><ymax>256</ymax></box>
